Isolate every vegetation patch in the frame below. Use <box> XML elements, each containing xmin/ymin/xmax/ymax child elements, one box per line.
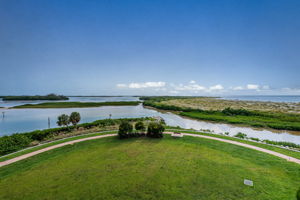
<box><xmin>2</xmin><ymin>94</ymin><xmax>69</xmax><ymax>101</ymax></box>
<box><xmin>11</xmin><ymin>101</ymin><xmax>140</xmax><ymax>108</ymax></box>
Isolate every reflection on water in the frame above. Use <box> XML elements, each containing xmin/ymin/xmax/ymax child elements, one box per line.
<box><xmin>0</xmin><ymin>104</ymin><xmax>300</xmax><ymax>144</ymax></box>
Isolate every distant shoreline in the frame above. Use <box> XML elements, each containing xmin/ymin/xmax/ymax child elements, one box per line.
<box><xmin>10</xmin><ymin>101</ymin><xmax>141</xmax><ymax>109</ymax></box>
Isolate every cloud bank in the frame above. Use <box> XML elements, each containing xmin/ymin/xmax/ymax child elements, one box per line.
<box><xmin>116</xmin><ymin>81</ymin><xmax>298</xmax><ymax>95</ymax></box>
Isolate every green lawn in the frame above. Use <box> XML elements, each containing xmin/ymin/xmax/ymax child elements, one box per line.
<box><xmin>11</xmin><ymin>101</ymin><xmax>140</xmax><ymax>108</ymax></box>
<box><xmin>0</xmin><ymin>135</ymin><xmax>299</xmax><ymax>200</ymax></box>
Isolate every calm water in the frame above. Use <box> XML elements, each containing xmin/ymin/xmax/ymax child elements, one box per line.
<box><xmin>221</xmin><ymin>95</ymin><xmax>300</xmax><ymax>102</ymax></box>
<box><xmin>0</xmin><ymin>103</ymin><xmax>300</xmax><ymax>144</ymax></box>
<box><xmin>0</xmin><ymin>96</ymin><xmax>140</xmax><ymax>108</ymax></box>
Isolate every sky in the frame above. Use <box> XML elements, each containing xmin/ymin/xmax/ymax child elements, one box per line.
<box><xmin>0</xmin><ymin>0</ymin><xmax>300</xmax><ymax>96</ymax></box>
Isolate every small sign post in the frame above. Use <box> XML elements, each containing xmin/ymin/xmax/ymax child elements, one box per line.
<box><xmin>244</xmin><ymin>179</ymin><xmax>253</xmax><ymax>186</ymax></box>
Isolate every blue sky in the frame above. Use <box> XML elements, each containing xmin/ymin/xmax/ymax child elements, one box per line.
<box><xmin>0</xmin><ymin>0</ymin><xmax>299</xmax><ymax>96</ymax></box>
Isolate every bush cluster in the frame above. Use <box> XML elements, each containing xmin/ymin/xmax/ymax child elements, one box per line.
<box><xmin>118</xmin><ymin>121</ymin><xmax>165</xmax><ymax>139</ymax></box>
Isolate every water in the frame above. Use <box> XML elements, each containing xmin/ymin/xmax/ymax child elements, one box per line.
<box><xmin>221</xmin><ymin>95</ymin><xmax>300</xmax><ymax>103</ymax></box>
<box><xmin>0</xmin><ymin>96</ymin><xmax>140</xmax><ymax>108</ymax></box>
<box><xmin>0</xmin><ymin>104</ymin><xmax>300</xmax><ymax>144</ymax></box>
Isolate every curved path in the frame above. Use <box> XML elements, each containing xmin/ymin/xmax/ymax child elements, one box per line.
<box><xmin>0</xmin><ymin>132</ymin><xmax>299</xmax><ymax>168</ymax></box>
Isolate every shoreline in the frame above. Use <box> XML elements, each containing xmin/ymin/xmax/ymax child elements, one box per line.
<box><xmin>143</xmin><ymin>105</ymin><xmax>300</xmax><ymax>136</ymax></box>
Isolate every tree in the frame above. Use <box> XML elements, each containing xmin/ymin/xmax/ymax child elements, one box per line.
<box><xmin>69</xmin><ymin>112</ymin><xmax>81</xmax><ymax>127</ymax></box>
<box><xmin>118</xmin><ymin>121</ymin><xmax>133</xmax><ymax>139</ymax></box>
<box><xmin>297</xmin><ymin>188</ymin><xmax>300</xmax><ymax>200</ymax></box>
<box><xmin>135</xmin><ymin>121</ymin><xmax>145</xmax><ymax>132</ymax></box>
<box><xmin>147</xmin><ymin>122</ymin><xmax>165</xmax><ymax>138</ymax></box>
<box><xmin>57</xmin><ymin>114</ymin><xmax>70</xmax><ymax>127</ymax></box>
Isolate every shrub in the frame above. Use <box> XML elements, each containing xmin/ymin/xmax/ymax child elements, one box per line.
<box><xmin>0</xmin><ymin>134</ymin><xmax>31</xmax><ymax>155</ymax></box>
<box><xmin>297</xmin><ymin>188</ymin><xmax>300</xmax><ymax>200</ymax></box>
<box><xmin>234</xmin><ymin>132</ymin><xmax>247</xmax><ymax>139</ymax></box>
<box><xmin>147</xmin><ymin>122</ymin><xmax>165</xmax><ymax>138</ymax></box>
<box><xmin>135</xmin><ymin>121</ymin><xmax>145</xmax><ymax>132</ymax></box>
<box><xmin>118</xmin><ymin>121</ymin><xmax>133</xmax><ymax>139</ymax></box>
<box><xmin>250</xmin><ymin>137</ymin><xmax>260</xmax><ymax>142</ymax></box>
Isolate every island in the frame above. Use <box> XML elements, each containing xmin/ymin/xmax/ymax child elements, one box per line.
<box><xmin>1</xmin><ymin>94</ymin><xmax>69</xmax><ymax>101</ymax></box>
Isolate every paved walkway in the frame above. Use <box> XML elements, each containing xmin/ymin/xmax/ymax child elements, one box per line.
<box><xmin>0</xmin><ymin>132</ymin><xmax>299</xmax><ymax>168</ymax></box>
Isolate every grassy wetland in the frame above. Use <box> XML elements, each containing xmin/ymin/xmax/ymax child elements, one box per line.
<box><xmin>141</xmin><ymin>97</ymin><xmax>300</xmax><ymax>131</ymax></box>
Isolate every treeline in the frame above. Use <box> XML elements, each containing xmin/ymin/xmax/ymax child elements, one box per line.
<box><xmin>0</xmin><ymin>117</ymin><xmax>152</xmax><ymax>156</ymax></box>
<box><xmin>2</xmin><ymin>94</ymin><xmax>69</xmax><ymax>101</ymax></box>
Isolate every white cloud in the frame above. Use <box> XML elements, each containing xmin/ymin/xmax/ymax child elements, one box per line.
<box><xmin>246</xmin><ymin>84</ymin><xmax>260</xmax><ymax>90</ymax></box>
<box><xmin>175</xmin><ymin>83</ymin><xmax>206</xmax><ymax>91</ymax></box>
<box><xmin>232</xmin><ymin>86</ymin><xmax>244</xmax><ymax>90</ymax></box>
<box><xmin>209</xmin><ymin>84</ymin><xmax>224</xmax><ymax>91</ymax></box>
<box><xmin>117</xmin><ymin>81</ymin><xmax>166</xmax><ymax>89</ymax></box>
<box><xmin>189</xmin><ymin>80</ymin><xmax>196</xmax><ymax>84</ymax></box>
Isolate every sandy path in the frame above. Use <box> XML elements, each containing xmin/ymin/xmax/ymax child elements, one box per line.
<box><xmin>0</xmin><ymin>132</ymin><xmax>299</xmax><ymax>168</ymax></box>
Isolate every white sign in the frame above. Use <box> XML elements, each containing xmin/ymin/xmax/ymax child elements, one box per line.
<box><xmin>244</xmin><ymin>179</ymin><xmax>253</xmax><ymax>186</ymax></box>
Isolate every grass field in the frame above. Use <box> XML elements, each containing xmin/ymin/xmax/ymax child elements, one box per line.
<box><xmin>0</xmin><ymin>135</ymin><xmax>299</xmax><ymax>200</ymax></box>
<box><xmin>11</xmin><ymin>101</ymin><xmax>140</xmax><ymax>108</ymax></box>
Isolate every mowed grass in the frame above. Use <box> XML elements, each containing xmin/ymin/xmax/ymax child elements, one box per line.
<box><xmin>0</xmin><ymin>136</ymin><xmax>299</xmax><ymax>200</ymax></box>
<box><xmin>11</xmin><ymin>101</ymin><xmax>140</xmax><ymax>109</ymax></box>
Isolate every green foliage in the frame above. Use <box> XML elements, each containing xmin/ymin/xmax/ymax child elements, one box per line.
<box><xmin>0</xmin><ymin>134</ymin><xmax>31</xmax><ymax>155</ymax></box>
<box><xmin>250</xmin><ymin>137</ymin><xmax>260</xmax><ymax>142</ymax></box>
<box><xmin>12</xmin><ymin>101</ymin><xmax>140</xmax><ymax>108</ymax></box>
<box><xmin>222</xmin><ymin>107</ymin><xmax>253</xmax><ymax>116</ymax></box>
<box><xmin>135</xmin><ymin>121</ymin><xmax>145</xmax><ymax>132</ymax></box>
<box><xmin>69</xmin><ymin>112</ymin><xmax>81</xmax><ymax>126</ymax></box>
<box><xmin>118</xmin><ymin>121</ymin><xmax>133</xmax><ymax>139</ymax></box>
<box><xmin>3</xmin><ymin>94</ymin><xmax>68</xmax><ymax>101</ymax></box>
<box><xmin>297</xmin><ymin>188</ymin><xmax>300</xmax><ymax>200</ymax></box>
<box><xmin>57</xmin><ymin>114</ymin><xmax>70</xmax><ymax>127</ymax></box>
<box><xmin>147</xmin><ymin>122</ymin><xmax>165</xmax><ymax>138</ymax></box>
<box><xmin>234</xmin><ymin>132</ymin><xmax>247</xmax><ymax>139</ymax></box>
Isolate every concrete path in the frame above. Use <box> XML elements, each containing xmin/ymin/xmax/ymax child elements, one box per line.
<box><xmin>0</xmin><ymin>132</ymin><xmax>299</xmax><ymax>168</ymax></box>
